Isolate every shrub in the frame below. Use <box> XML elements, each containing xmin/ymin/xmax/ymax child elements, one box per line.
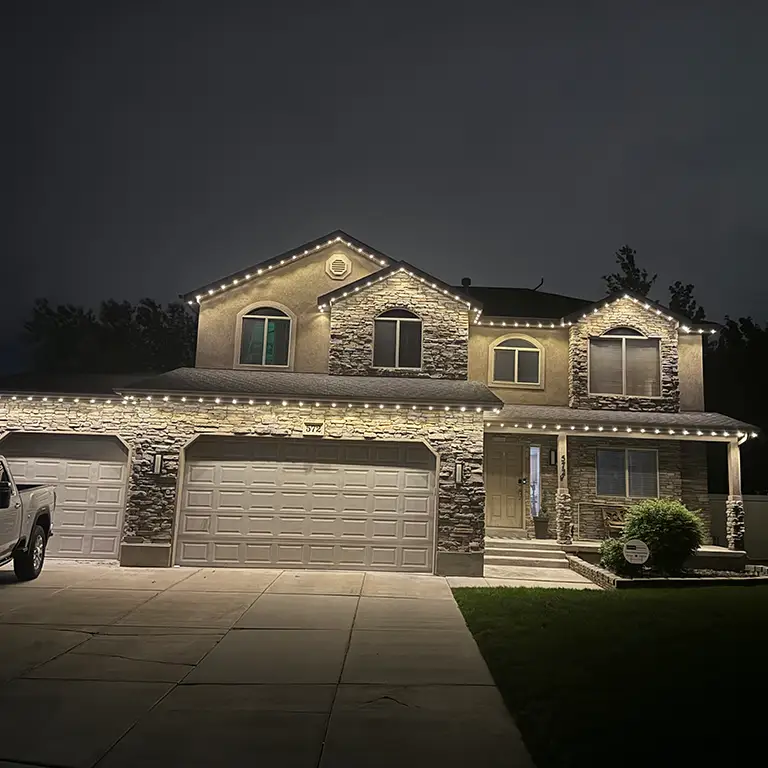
<box><xmin>623</xmin><ymin>498</ymin><xmax>704</xmax><ymax>575</ymax></box>
<box><xmin>599</xmin><ymin>538</ymin><xmax>640</xmax><ymax>577</ymax></box>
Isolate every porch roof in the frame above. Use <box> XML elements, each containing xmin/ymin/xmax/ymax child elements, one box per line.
<box><xmin>489</xmin><ymin>404</ymin><xmax>758</xmax><ymax>439</ymax></box>
<box><xmin>119</xmin><ymin>367</ymin><xmax>503</xmax><ymax>408</ymax></box>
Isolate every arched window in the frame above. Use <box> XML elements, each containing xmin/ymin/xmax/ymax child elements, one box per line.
<box><xmin>239</xmin><ymin>307</ymin><xmax>291</xmax><ymax>366</ymax></box>
<box><xmin>491</xmin><ymin>337</ymin><xmax>542</xmax><ymax>385</ymax></box>
<box><xmin>589</xmin><ymin>327</ymin><xmax>660</xmax><ymax>396</ymax></box>
<box><xmin>373</xmin><ymin>309</ymin><xmax>422</xmax><ymax>369</ymax></box>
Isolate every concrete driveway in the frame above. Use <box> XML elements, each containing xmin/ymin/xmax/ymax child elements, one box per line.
<box><xmin>0</xmin><ymin>561</ymin><xmax>534</xmax><ymax>768</ymax></box>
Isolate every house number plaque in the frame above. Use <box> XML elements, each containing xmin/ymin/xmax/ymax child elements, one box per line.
<box><xmin>302</xmin><ymin>421</ymin><xmax>325</xmax><ymax>437</ymax></box>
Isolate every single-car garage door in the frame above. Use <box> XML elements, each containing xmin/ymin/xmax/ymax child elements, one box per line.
<box><xmin>1</xmin><ymin>433</ymin><xmax>128</xmax><ymax>559</ymax></box>
<box><xmin>176</xmin><ymin>437</ymin><xmax>436</xmax><ymax>572</ymax></box>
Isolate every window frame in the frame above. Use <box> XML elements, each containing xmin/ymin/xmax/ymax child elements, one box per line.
<box><xmin>234</xmin><ymin>302</ymin><xmax>295</xmax><ymax>369</ymax></box>
<box><xmin>595</xmin><ymin>447</ymin><xmax>659</xmax><ymax>499</ymax></box>
<box><xmin>489</xmin><ymin>334</ymin><xmax>544</xmax><ymax>389</ymax></box>
<box><xmin>372</xmin><ymin>309</ymin><xmax>423</xmax><ymax>370</ymax></box>
<box><xmin>587</xmin><ymin>328</ymin><xmax>662</xmax><ymax>398</ymax></box>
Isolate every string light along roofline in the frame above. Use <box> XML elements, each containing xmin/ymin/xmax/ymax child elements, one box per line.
<box><xmin>0</xmin><ymin>393</ymin><xmax>757</xmax><ymax>439</ymax></box>
<box><xmin>184</xmin><ymin>233</ymin><xmax>392</xmax><ymax>305</ymax></box>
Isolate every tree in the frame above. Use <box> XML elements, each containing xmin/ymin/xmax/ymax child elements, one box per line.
<box><xmin>669</xmin><ymin>281</ymin><xmax>706</xmax><ymax>322</ymax></box>
<box><xmin>602</xmin><ymin>245</ymin><xmax>657</xmax><ymax>296</ymax></box>
<box><xmin>23</xmin><ymin>298</ymin><xmax>196</xmax><ymax>373</ymax></box>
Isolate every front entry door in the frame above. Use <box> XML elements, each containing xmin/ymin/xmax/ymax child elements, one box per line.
<box><xmin>485</xmin><ymin>439</ymin><xmax>525</xmax><ymax>529</ymax></box>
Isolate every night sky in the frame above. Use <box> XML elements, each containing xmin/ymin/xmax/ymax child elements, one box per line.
<box><xmin>4</xmin><ymin>1</ymin><xmax>767</xmax><ymax>371</ymax></box>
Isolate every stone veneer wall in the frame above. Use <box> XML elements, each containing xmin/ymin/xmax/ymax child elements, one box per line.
<box><xmin>328</xmin><ymin>271</ymin><xmax>470</xmax><ymax>379</ymax></box>
<box><xmin>569</xmin><ymin>297</ymin><xmax>680</xmax><ymax>411</ymax></box>
<box><xmin>567</xmin><ymin>437</ymin><xmax>711</xmax><ymax>541</ymax></box>
<box><xmin>0</xmin><ymin>400</ymin><xmax>485</xmax><ymax>573</ymax></box>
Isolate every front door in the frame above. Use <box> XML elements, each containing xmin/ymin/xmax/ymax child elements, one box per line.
<box><xmin>485</xmin><ymin>438</ymin><xmax>525</xmax><ymax>529</ymax></box>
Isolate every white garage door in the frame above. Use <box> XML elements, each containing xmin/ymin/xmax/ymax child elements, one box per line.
<box><xmin>176</xmin><ymin>437</ymin><xmax>436</xmax><ymax>572</ymax></box>
<box><xmin>2</xmin><ymin>433</ymin><xmax>128</xmax><ymax>559</ymax></box>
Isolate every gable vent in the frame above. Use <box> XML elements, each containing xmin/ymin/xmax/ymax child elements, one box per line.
<box><xmin>326</xmin><ymin>252</ymin><xmax>352</xmax><ymax>280</ymax></box>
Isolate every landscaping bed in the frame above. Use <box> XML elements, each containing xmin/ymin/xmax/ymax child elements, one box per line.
<box><xmin>569</xmin><ymin>554</ymin><xmax>768</xmax><ymax>589</ymax></box>
<box><xmin>454</xmin><ymin>586</ymin><xmax>768</xmax><ymax>768</ymax></box>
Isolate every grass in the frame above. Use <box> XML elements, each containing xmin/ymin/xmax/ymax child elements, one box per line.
<box><xmin>453</xmin><ymin>586</ymin><xmax>768</xmax><ymax>768</ymax></box>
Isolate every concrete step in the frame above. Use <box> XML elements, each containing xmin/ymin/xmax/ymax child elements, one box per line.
<box><xmin>484</xmin><ymin>555</ymin><xmax>571</xmax><ymax>569</ymax></box>
<box><xmin>485</xmin><ymin>538</ymin><xmax>564</xmax><ymax>550</ymax></box>
<box><xmin>484</xmin><ymin>546</ymin><xmax>567</xmax><ymax>560</ymax></box>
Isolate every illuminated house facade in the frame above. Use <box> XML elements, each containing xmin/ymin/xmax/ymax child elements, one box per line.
<box><xmin>0</xmin><ymin>232</ymin><xmax>755</xmax><ymax>575</ymax></box>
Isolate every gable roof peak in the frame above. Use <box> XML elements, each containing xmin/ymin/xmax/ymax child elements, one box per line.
<box><xmin>317</xmin><ymin>260</ymin><xmax>482</xmax><ymax>314</ymax></box>
<box><xmin>180</xmin><ymin>230</ymin><xmax>393</xmax><ymax>305</ymax></box>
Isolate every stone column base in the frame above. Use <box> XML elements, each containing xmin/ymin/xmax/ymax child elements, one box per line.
<box><xmin>725</xmin><ymin>496</ymin><xmax>745</xmax><ymax>551</ymax></box>
<box><xmin>119</xmin><ymin>543</ymin><xmax>172</xmax><ymax>567</ymax></box>
<box><xmin>555</xmin><ymin>489</ymin><xmax>573</xmax><ymax>544</ymax></box>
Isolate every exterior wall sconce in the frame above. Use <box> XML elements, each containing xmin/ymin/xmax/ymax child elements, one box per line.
<box><xmin>549</xmin><ymin>449</ymin><xmax>557</xmax><ymax>466</ymax></box>
<box><xmin>455</xmin><ymin>462</ymin><xmax>464</xmax><ymax>485</ymax></box>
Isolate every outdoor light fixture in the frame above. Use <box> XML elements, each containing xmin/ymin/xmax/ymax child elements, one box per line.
<box><xmin>454</xmin><ymin>462</ymin><xmax>464</xmax><ymax>485</ymax></box>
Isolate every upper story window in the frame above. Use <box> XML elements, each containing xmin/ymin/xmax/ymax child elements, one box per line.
<box><xmin>373</xmin><ymin>309</ymin><xmax>422</xmax><ymax>369</ymax></box>
<box><xmin>491</xmin><ymin>337</ymin><xmax>542</xmax><ymax>386</ymax></box>
<box><xmin>239</xmin><ymin>307</ymin><xmax>291</xmax><ymax>366</ymax></box>
<box><xmin>589</xmin><ymin>327</ymin><xmax>660</xmax><ymax>397</ymax></box>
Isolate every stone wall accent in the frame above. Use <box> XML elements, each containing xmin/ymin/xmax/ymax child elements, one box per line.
<box><xmin>328</xmin><ymin>271</ymin><xmax>470</xmax><ymax>379</ymax></box>
<box><xmin>569</xmin><ymin>297</ymin><xmax>680</xmax><ymax>411</ymax></box>
<box><xmin>725</xmin><ymin>496</ymin><xmax>745</xmax><ymax>551</ymax></box>
<box><xmin>0</xmin><ymin>399</ymin><xmax>485</xmax><ymax>563</ymax></box>
<box><xmin>567</xmin><ymin>437</ymin><xmax>709</xmax><ymax>540</ymax></box>
<box><xmin>555</xmin><ymin>489</ymin><xmax>573</xmax><ymax>544</ymax></box>
<box><xmin>567</xmin><ymin>555</ymin><xmax>614</xmax><ymax>589</ymax></box>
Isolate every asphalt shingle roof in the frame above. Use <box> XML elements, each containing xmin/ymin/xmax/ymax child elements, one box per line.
<box><xmin>494</xmin><ymin>404</ymin><xmax>757</xmax><ymax>433</ymax></box>
<box><xmin>120</xmin><ymin>368</ymin><xmax>503</xmax><ymax>407</ymax></box>
<box><xmin>457</xmin><ymin>286</ymin><xmax>593</xmax><ymax>319</ymax></box>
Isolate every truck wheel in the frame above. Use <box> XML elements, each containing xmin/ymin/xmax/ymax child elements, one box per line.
<box><xmin>13</xmin><ymin>525</ymin><xmax>47</xmax><ymax>581</ymax></box>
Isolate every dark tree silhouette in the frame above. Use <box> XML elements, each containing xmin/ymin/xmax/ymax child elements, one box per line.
<box><xmin>23</xmin><ymin>298</ymin><xmax>196</xmax><ymax>373</ymax></box>
<box><xmin>602</xmin><ymin>245</ymin><xmax>658</xmax><ymax>296</ymax></box>
<box><xmin>669</xmin><ymin>281</ymin><xmax>706</xmax><ymax>323</ymax></box>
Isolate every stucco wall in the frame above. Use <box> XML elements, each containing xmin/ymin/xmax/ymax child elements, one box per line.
<box><xmin>195</xmin><ymin>243</ymin><xmax>380</xmax><ymax>372</ymax></box>
<box><xmin>468</xmin><ymin>326</ymin><xmax>569</xmax><ymax>405</ymax></box>
<box><xmin>569</xmin><ymin>297</ymin><xmax>680</xmax><ymax>412</ymax></box>
<box><xmin>678</xmin><ymin>334</ymin><xmax>705</xmax><ymax>411</ymax></box>
<box><xmin>328</xmin><ymin>271</ymin><xmax>470</xmax><ymax>379</ymax></box>
<box><xmin>0</xmin><ymin>399</ymin><xmax>486</xmax><ymax>573</ymax></box>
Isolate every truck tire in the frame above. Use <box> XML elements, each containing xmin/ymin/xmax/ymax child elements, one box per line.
<box><xmin>13</xmin><ymin>524</ymin><xmax>47</xmax><ymax>581</ymax></box>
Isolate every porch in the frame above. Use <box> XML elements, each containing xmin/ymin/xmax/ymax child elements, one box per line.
<box><xmin>483</xmin><ymin>404</ymin><xmax>758</xmax><ymax>553</ymax></box>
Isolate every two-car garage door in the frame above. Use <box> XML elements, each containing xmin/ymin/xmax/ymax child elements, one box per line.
<box><xmin>176</xmin><ymin>437</ymin><xmax>436</xmax><ymax>572</ymax></box>
<box><xmin>1</xmin><ymin>433</ymin><xmax>128</xmax><ymax>559</ymax></box>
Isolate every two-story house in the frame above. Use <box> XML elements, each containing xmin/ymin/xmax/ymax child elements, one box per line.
<box><xmin>0</xmin><ymin>231</ymin><xmax>755</xmax><ymax>575</ymax></box>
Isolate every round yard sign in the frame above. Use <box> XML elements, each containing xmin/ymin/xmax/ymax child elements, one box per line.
<box><xmin>623</xmin><ymin>539</ymin><xmax>650</xmax><ymax>565</ymax></box>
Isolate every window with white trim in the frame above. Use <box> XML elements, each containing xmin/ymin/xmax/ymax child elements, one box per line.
<box><xmin>239</xmin><ymin>307</ymin><xmax>291</xmax><ymax>366</ymax></box>
<box><xmin>491</xmin><ymin>338</ymin><xmax>541</xmax><ymax>385</ymax></box>
<box><xmin>373</xmin><ymin>309</ymin><xmax>422</xmax><ymax>369</ymax></box>
<box><xmin>589</xmin><ymin>327</ymin><xmax>660</xmax><ymax>396</ymax></box>
<box><xmin>596</xmin><ymin>448</ymin><xmax>659</xmax><ymax>498</ymax></box>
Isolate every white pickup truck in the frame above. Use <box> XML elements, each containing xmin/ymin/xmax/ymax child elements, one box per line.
<box><xmin>0</xmin><ymin>456</ymin><xmax>56</xmax><ymax>581</ymax></box>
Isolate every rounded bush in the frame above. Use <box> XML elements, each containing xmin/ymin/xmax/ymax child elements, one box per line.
<box><xmin>599</xmin><ymin>538</ymin><xmax>639</xmax><ymax>577</ymax></box>
<box><xmin>623</xmin><ymin>499</ymin><xmax>704</xmax><ymax>575</ymax></box>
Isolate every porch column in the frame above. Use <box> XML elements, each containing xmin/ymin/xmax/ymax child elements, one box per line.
<box><xmin>726</xmin><ymin>439</ymin><xmax>745</xmax><ymax>551</ymax></box>
<box><xmin>555</xmin><ymin>432</ymin><xmax>573</xmax><ymax>544</ymax></box>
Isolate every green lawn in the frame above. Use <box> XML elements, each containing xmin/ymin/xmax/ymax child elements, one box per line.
<box><xmin>454</xmin><ymin>586</ymin><xmax>768</xmax><ymax>768</ymax></box>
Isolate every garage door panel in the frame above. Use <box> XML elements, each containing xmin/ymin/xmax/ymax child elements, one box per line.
<box><xmin>93</xmin><ymin>509</ymin><xmax>121</xmax><ymax>528</ymax></box>
<box><xmin>186</xmin><ymin>489</ymin><xmax>215</xmax><ymax>509</ymax></box>
<box><xmin>177</xmin><ymin>439</ymin><xmax>436</xmax><ymax>572</ymax></box>
<box><xmin>182</xmin><ymin>514</ymin><xmax>211</xmax><ymax>534</ymax></box>
<box><xmin>188</xmin><ymin>464</ymin><xmax>216</xmax><ymax>484</ymax></box>
<box><xmin>218</xmin><ymin>464</ymin><xmax>249</xmax><ymax>485</ymax></box>
<box><xmin>2</xmin><ymin>440</ymin><xmax>127</xmax><ymax>559</ymax></box>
